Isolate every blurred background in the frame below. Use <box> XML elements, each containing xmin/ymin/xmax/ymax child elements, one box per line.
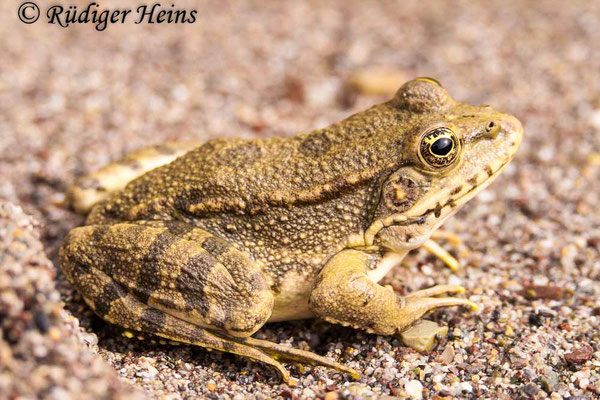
<box><xmin>1</xmin><ymin>1</ymin><xmax>599</xmax><ymax>399</ymax></box>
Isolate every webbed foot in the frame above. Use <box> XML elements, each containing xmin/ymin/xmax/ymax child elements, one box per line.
<box><xmin>395</xmin><ymin>285</ymin><xmax>478</xmax><ymax>332</ymax></box>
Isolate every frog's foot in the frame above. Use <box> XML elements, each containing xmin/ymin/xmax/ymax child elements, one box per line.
<box><xmin>66</xmin><ymin>141</ymin><xmax>201</xmax><ymax>214</ymax></box>
<box><xmin>422</xmin><ymin>239</ymin><xmax>460</xmax><ymax>271</ymax></box>
<box><xmin>404</xmin><ymin>284</ymin><xmax>466</xmax><ymax>299</ymax></box>
<box><xmin>395</xmin><ymin>284</ymin><xmax>477</xmax><ymax>331</ymax></box>
<box><xmin>239</xmin><ymin>336</ymin><xmax>359</xmax><ymax>380</ymax></box>
<box><xmin>430</xmin><ymin>230</ymin><xmax>462</xmax><ymax>246</ymax></box>
<box><xmin>395</xmin><ymin>293</ymin><xmax>478</xmax><ymax>333</ymax></box>
<box><xmin>422</xmin><ymin>230</ymin><xmax>469</xmax><ymax>271</ymax></box>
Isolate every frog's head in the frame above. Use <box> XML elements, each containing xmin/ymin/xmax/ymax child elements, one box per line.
<box><xmin>367</xmin><ymin>78</ymin><xmax>523</xmax><ymax>252</ymax></box>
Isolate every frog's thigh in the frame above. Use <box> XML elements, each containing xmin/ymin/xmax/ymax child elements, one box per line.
<box><xmin>67</xmin><ymin>141</ymin><xmax>201</xmax><ymax>214</ymax></box>
<box><xmin>309</xmin><ymin>250</ymin><xmax>476</xmax><ymax>335</ymax></box>
<box><xmin>60</xmin><ymin>221</ymin><xmax>274</xmax><ymax>337</ymax></box>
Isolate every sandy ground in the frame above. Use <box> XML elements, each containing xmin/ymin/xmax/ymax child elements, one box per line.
<box><xmin>1</xmin><ymin>0</ymin><xmax>599</xmax><ymax>399</ymax></box>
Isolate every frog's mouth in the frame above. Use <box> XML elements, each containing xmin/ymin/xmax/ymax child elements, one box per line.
<box><xmin>363</xmin><ymin>157</ymin><xmax>512</xmax><ymax>249</ymax></box>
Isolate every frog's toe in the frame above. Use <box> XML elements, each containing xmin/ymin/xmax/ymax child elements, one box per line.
<box><xmin>243</xmin><ymin>336</ymin><xmax>360</xmax><ymax>380</ymax></box>
<box><xmin>396</xmin><ymin>294</ymin><xmax>477</xmax><ymax>333</ymax></box>
<box><xmin>404</xmin><ymin>284</ymin><xmax>466</xmax><ymax>298</ymax></box>
<box><xmin>422</xmin><ymin>239</ymin><xmax>461</xmax><ymax>271</ymax></box>
<box><xmin>430</xmin><ymin>230</ymin><xmax>463</xmax><ymax>246</ymax></box>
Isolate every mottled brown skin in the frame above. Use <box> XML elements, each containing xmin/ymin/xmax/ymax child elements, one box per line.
<box><xmin>61</xmin><ymin>78</ymin><xmax>523</xmax><ymax>382</ymax></box>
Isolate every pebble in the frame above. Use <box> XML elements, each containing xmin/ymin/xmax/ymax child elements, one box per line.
<box><xmin>324</xmin><ymin>391</ymin><xmax>339</xmax><ymax>400</ymax></box>
<box><xmin>404</xmin><ymin>380</ymin><xmax>423</xmax><ymax>399</ymax></box>
<box><xmin>400</xmin><ymin>320</ymin><xmax>448</xmax><ymax>352</ymax></box>
<box><xmin>346</xmin><ymin>67</ymin><xmax>408</xmax><ymax>97</ymax></box>
<box><xmin>460</xmin><ymin>382</ymin><xmax>473</xmax><ymax>393</ymax></box>
<box><xmin>541</xmin><ymin>370</ymin><xmax>560</xmax><ymax>392</ymax></box>
<box><xmin>437</xmin><ymin>345</ymin><xmax>455</xmax><ymax>365</ymax></box>
<box><xmin>565</xmin><ymin>345</ymin><xmax>593</xmax><ymax>364</ymax></box>
<box><xmin>344</xmin><ymin>383</ymin><xmax>373</xmax><ymax>398</ymax></box>
<box><xmin>522</xmin><ymin>285</ymin><xmax>565</xmax><ymax>300</ymax></box>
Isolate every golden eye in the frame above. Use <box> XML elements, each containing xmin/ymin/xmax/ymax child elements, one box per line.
<box><xmin>418</xmin><ymin>127</ymin><xmax>460</xmax><ymax>168</ymax></box>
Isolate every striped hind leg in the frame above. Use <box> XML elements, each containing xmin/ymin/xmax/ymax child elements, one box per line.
<box><xmin>59</xmin><ymin>221</ymin><xmax>358</xmax><ymax>381</ymax></box>
<box><xmin>67</xmin><ymin>141</ymin><xmax>201</xmax><ymax>213</ymax></box>
<box><xmin>66</xmin><ymin>261</ymin><xmax>295</xmax><ymax>380</ymax></box>
<box><xmin>68</xmin><ymin>264</ymin><xmax>357</xmax><ymax>382</ymax></box>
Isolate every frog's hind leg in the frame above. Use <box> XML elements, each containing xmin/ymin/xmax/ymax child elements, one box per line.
<box><xmin>60</xmin><ymin>221</ymin><xmax>358</xmax><ymax>381</ymax></box>
<box><xmin>62</xmin><ymin>248</ymin><xmax>357</xmax><ymax>382</ymax></box>
<box><xmin>63</xmin><ymin>258</ymin><xmax>293</xmax><ymax>380</ymax></box>
<box><xmin>67</xmin><ymin>141</ymin><xmax>201</xmax><ymax>214</ymax></box>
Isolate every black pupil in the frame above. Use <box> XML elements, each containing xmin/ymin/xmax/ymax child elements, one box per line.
<box><xmin>431</xmin><ymin>137</ymin><xmax>453</xmax><ymax>156</ymax></box>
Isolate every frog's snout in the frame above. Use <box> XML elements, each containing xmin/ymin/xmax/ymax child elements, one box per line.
<box><xmin>503</xmin><ymin>114</ymin><xmax>524</xmax><ymax>150</ymax></box>
<box><xmin>495</xmin><ymin>113</ymin><xmax>524</xmax><ymax>161</ymax></box>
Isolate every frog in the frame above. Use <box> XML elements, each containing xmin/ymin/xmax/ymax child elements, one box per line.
<box><xmin>60</xmin><ymin>78</ymin><xmax>523</xmax><ymax>382</ymax></box>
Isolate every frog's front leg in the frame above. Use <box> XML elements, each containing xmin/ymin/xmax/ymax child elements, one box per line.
<box><xmin>309</xmin><ymin>250</ymin><xmax>477</xmax><ymax>335</ymax></box>
<box><xmin>60</xmin><ymin>221</ymin><xmax>357</xmax><ymax>381</ymax></box>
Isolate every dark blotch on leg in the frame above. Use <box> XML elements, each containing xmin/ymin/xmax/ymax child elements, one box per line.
<box><xmin>434</xmin><ymin>203</ymin><xmax>442</xmax><ymax>218</ymax></box>
<box><xmin>95</xmin><ymin>281</ymin><xmax>127</xmax><ymax>318</ymax></box>
<box><xmin>136</xmin><ymin>230</ymin><xmax>181</xmax><ymax>303</ymax></box>
<box><xmin>450</xmin><ymin>186</ymin><xmax>462</xmax><ymax>196</ymax></box>
<box><xmin>140</xmin><ymin>308</ymin><xmax>167</xmax><ymax>334</ymax></box>
<box><xmin>176</xmin><ymin>252</ymin><xmax>214</xmax><ymax>315</ymax></box>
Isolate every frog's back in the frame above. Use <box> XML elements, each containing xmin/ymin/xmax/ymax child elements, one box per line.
<box><xmin>87</xmin><ymin>103</ymin><xmax>403</xmax><ymax>226</ymax></box>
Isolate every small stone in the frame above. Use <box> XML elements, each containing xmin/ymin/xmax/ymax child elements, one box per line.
<box><xmin>280</xmin><ymin>389</ymin><xmax>298</xmax><ymax>400</ymax></box>
<box><xmin>34</xmin><ymin>310</ymin><xmax>51</xmax><ymax>333</ymax></box>
<box><xmin>437</xmin><ymin>345</ymin><xmax>455</xmax><ymax>364</ymax></box>
<box><xmin>346</xmin><ymin>67</ymin><xmax>408</xmax><ymax>96</ymax></box>
<box><xmin>404</xmin><ymin>380</ymin><xmax>423</xmax><ymax>400</ymax></box>
<box><xmin>344</xmin><ymin>383</ymin><xmax>372</xmax><ymax>398</ymax></box>
<box><xmin>48</xmin><ymin>326</ymin><xmax>62</xmax><ymax>341</ymax></box>
<box><xmin>400</xmin><ymin>320</ymin><xmax>448</xmax><ymax>352</ymax></box>
<box><xmin>541</xmin><ymin>370</ymin><xmax>559</xmax><ymax>392</ymax></box>
<box><xmin>578</xmin><ymin>378</ymin><xmax>589</xmax><ymax>390</ymax></box>
<box><xmin>564</xmin><ymin>344</ymin><xmax>593</xmax><ymax>364</ymax></box>
<box><xmin>521</xmin><ymin>284</ymin><xmax>565</xmax><ymax>300</ymax></box>
<box><xmin>460</xmin><ymin>382</ymin><xmax>473</xmax><ymax>393</ymax></box>
<box><xmin>528</xmin><ymin>313</ymin><xmax>544</xmax><ymax>326</ymax></box>
<box><xmin>206</xmin><ymin>383</ymin><xmax>217</xmax><ymax>391</ymax></box>
<box><xmin>521</xmin><ymin>383</ymin><xmax>540</xmax><ymax>396</ymax></box>
<box><xmin>80</xmin><ymin>332</ymin><xmax>98</xmax><ymax>347</ymax></box>
<box><xmin>324</xmin><ymin>391</ymin><xmax>338</xmax><ymax>400</ymax></box>
<box><xmin>122</xmin><ymin>330</ymin><xmax>134</xmax><ymax>339</ymax></box>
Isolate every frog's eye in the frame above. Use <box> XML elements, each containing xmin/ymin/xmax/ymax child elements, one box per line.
<box><xmin>418</xmin><ymin>127</ymin><xmax>460</xmax><ymax>169</ymax></box>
